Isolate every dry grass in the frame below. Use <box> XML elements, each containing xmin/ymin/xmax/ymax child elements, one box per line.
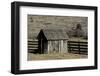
<box><xmin>28</xmin><ymin>53</ymin><xmax>87</xmax><ymax>61</ymax></box>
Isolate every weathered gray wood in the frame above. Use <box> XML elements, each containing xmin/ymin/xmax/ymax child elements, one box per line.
<box><xmin>68</xmin><ymin>41</ymin><xmax>88</xmax><ymax>54</ymax></box>
<box><xmin>63</xmin><ymin>40</ymin><xmax>68</xmax><ymax>53</ymax></box>
<box><xmin>61</xmin><ymin>40</ymin><xmax>63</xmax><ymax>53</ymax></box>
<box><xmin>49</xmin><ymin>41</ymin><xmax>52</xmax><ymax>53</ymax></box>
<box><xmin>44</xmin><ymin>42</ymin><xmax>48</xmax><ymax>54</ymax></box>
<box><xmin>47</xmin><ymin>41</ymin><xmax>50</xmax><ymax>53</ymax></box>
<box><xmin>59</xmin><ymin>41</ymin><xmax>61</xmax><ymax>53</ymax></box>
<box><xmin>47</xmin><ymin>42</ymin><xmax>49</xmax><ymax>53</ymax></box>
<box><xmin>46</xmin><ymin>40</ymin><xmax>68</xmax><ymax>54</ymax></box>
<box><xmin>28</xmin><ymin>39</ymin><xmax>38</xmax><ymax>53</ymax></box>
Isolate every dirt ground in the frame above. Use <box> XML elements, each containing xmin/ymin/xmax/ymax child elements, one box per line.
<box><xmin>28</xmin><ymin>53</ymin><xmax>88</xmax><ymax>61</ymax></box>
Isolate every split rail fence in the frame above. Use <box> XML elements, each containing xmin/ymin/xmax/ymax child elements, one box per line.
<box><xmin>28</xmin><ymin>39</ymin><xmax>88</xmax><ymax>54</ymax></box>
<box><xmin>68</xmin><ymin>41</ymin><xmax>88</xmax><ymax>54</ymax></box>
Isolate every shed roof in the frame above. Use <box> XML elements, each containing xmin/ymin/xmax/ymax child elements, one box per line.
<box><xmin>40</xmin><ymin>29</ymin><xmax>69</xmax><ymax>40</ymax></box>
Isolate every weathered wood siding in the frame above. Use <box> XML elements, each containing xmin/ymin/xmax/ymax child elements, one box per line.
<box><xmin>60</xmin><ymin>40</ymin><xmax>63</xmax><ymax>53</ymax></box>
<box><xmin>44</xmin><ymin>42</ymin><xmax>48</xmax><ymax>54</ymax></box>
<box><xmin>63</xmin><ymin>40</ymin><xmax>68</xmax><ymax>53</ymax></box>
<box><xmin>47</xmin><ymin>40</ymin><xmax>68</xmax><ymax>54</ymax></box>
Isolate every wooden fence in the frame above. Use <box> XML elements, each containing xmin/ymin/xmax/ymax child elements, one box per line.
<box><xmin>68</xmin><ymin>41</ymin><xmax>88</xmax><ymax>54</ymax></box>
<box><xmin>28</xmin><ymin>39</ymin><xmax>88</xmax><ymax>54</ymax></box>
<box><xmin>28</xmin><ymin>39</ymin><xmax>38</xmax><ymax>53</ymax></box>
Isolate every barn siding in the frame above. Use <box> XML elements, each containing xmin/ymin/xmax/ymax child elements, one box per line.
<box><xmin>47</xmin><ymin>41</ymin><xmax>52</xmax><ymax>53</ymax></box>
<box><xmin>58</xmin><ymin>41</ymin><xmax>60</xmax><ymax>53</ymax></box>
<box><xmin>60</xmin><ymin>40</ymin><xmax>63</xmax><ymax>53</ymax></box>
<box><xmin>63</xmin><ymin>40</ymin><xmax>68</xmax><ymax>53</ymax></box>
<box><xmin>46</xmin><ymin>40</ymin><xmax>68</xmax><ymax>54</ymax></box>
<box><xmin>48</xmin><ymin>41</ymin><xmax>51</xmax><ymax>53</ymax></box>
<box><xmin>47</xmin><ymin>41</ymin><xmax>49</xmax><ymax>53</ymax></box>
<box><xmin>47</xmin><ymin>40</ymin><xmax>67</xmax><ymax>53</ymax></box>
<box><xmin>44</xmin><ymin>42</ymin><xmax>48</xmax><ymax>54</ymax></box>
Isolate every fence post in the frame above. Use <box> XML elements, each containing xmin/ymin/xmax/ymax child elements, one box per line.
<box><xmin>78</xmin><ymin>42</ymin><xmax>80</xmax><ymax>54</ymax></box>
<box><xmin>68</xmin><ymin>41</ymin><xmax>71</xmax><ymax>53</ymax></box>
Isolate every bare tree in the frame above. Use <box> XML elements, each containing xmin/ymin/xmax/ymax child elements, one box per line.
<box><xmin>75</xmin><ymin>24</ymin><xmax>83</xmax><ymax>37</ymax></box>
<box><xmin>66</xmin><ymin>23</ymin><xmax>88</xmax><ymax>39</ymax></box>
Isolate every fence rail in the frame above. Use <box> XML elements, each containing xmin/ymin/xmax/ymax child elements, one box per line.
<box><xmin>68</xmin><ymin>41</ymin><xmax>88</xmax><ymax>54</ymax></box>
<box><xmin>28</xmin><ymin>39</ymin><xmax>38</xmax><ymax>53</ymax></box>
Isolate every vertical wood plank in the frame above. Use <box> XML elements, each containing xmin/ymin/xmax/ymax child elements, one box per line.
<box><xmin>66</xmin><ymin>40</ymin><xmax>68</xmax><ymax>53</ymax></box>
<box><xmin>47</xmin><ymin>41</ymin><xmax>50</xmax><ymax>54</ymax></box>
<box><xmin>58</xmin><ymin>41</ymin><xmax>60</xmax><ymax>53</ymax></box>
<box><xmin>61</xmin><ymin>40</ymin><xmax>63</xmax><ymax>53</ymax></box>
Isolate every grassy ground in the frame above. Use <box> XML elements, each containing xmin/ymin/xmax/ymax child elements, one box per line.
<box><xmin>28</xmin><ymin>53</ymin><xmax>87</xmax><ymax>61</ymax></box>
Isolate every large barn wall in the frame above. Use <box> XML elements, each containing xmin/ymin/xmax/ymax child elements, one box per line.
<box><xmin>28</xmin><ymin>15</ymin><xmax>88</xmax><ymax>39</ymax></box>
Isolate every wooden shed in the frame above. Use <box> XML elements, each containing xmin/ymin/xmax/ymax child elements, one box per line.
<box><xmin>37</xmin><ymin>29</ymin><xmax>69</xmax><ymax>54</ymax></box>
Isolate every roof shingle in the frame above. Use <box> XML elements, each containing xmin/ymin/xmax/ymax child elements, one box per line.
<box><xmin>41</xmin><ymin>29</ymin><xmax>69</xmax><ymax>40</ymax></box>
